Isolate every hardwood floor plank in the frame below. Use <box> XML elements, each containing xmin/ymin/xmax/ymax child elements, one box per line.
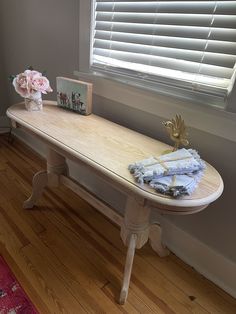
<box><xmin>141</xmin><ymin>246</ymin><xmax>236</xmax><ymax>314</ymax></box>
<box><xmin>0</xmin><ymin>136</ymin><xmax>45</xmax><ymax>169</ymax></box>
<box><xmin>37</xmin><ymin>193</ymin><xmax>196</xmax><ymax>314</ymax></box>
<box><xmin>22</xmin><ymin>244</ymin><xmax>91</xmax><ymax>314</ymax></box>
<box><xmin>28</xmin><ymin>189</ymin><xmax>165</xmax><ymax>312</ymax></box>
<box><xmin>43</xmin><ymin>189</ymin><xmax>209</xmax><ymax>314</ymax></box>
<box><xmin>0</xmin><ymin>244</ymin><xmax>50</xmax><ymax>314</ymax></box>
<box><xmin>0</xmin><ymin>181</ymin><xmax>127</xmax><ymax>313</ymax></box>
<box><xmin>0</xmin><ymin>169</ymin><xmax>46</xmax><ymax>235</ymax></box>
<box><xmin>0</xmin><ymin>200</ymin><xmax>88</xmax><ymax>313</ymax></box>
<box><xmin>0</xmin><ymin>212</ymin><xmax>51</xmax><ymax>313</ymax></box>
<box><xmin>102</xmin><ymin>282</ymin><xmax>161</xmax><ymax>314</ymax></box>
<box><xmin>39</xmin><ymin>228</ymin><xmax>135</xmax><ymax>314</ymax></box>
<box><xmin>29</xmin><ymin>194</ymin><xmax>143</xmax><ymax>313</ymax></box>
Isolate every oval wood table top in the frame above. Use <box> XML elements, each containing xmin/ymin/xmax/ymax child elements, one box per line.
<box><xmin>7</xmin><ymin>101</ymin><xmax>223</xmax><ymax>213</ymax></box>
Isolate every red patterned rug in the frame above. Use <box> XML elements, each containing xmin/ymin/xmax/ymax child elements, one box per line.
<box><xmin>0</xmin><ymin>255</ymin><xmax>39</xmax><ymax>314</ymax></box>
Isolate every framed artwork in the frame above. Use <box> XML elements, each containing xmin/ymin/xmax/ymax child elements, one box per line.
<box><xmin>56</xmin><ymin>77</ymin><xmax>93</xmax><ymax>115</ymax></box>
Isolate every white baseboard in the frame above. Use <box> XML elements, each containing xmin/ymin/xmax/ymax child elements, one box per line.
<box><xmin>12</xmin><ymin>128</ymin><xmax>236</xmax><ymax>299</ymax></box>
<box><xmin>161</xmin><ymin>218</ymin><xmax>236</xmax><ymax>298</ymax></box>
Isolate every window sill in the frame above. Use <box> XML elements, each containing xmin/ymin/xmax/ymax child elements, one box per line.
<box><xmin>74</xmin><ymin>70</ymin><xmax>236</xmax><ymax>143</ymax></box>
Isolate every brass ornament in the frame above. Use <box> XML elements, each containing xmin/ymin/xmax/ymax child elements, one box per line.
<box><xmin>163</xmin><ymin>114</ymin><xmax>189</xmax><ymax>152</ymax></box>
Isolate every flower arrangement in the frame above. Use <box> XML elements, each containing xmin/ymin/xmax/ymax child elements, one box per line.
<box><xmin>10</xmin><ymin>67</ymin><xmax>53</xmax><ymax>111</ymax></box>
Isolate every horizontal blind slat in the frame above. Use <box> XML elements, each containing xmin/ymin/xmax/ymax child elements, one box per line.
<box><xmin>96</xmin><ymin>1</ymin><xmax>236</xmax><ymax>15</ymax></box>
<box><xmin>94</xmin><ymin>39</ymin><xmax>236</xmax><ymax>68</ymax></box>
<box><xmin>93</xmin><ymin>49</ymin><xmax>233</xmax><ymax>79</ymax></box>
<box><xmin>96</xmin><ymin>12</ymin><xmax>236</xmax><ymax>28</ymax></box>
<box><xmin>95</xmin><ymin>30</ymin><xmax>236</xmax><ymax>54</ymax></box>
<box><xmin>96</xmin><ymin>2</ymin><xmax>215</xmax><ymax>14</ymax></box>
<box><xmin>95</xmin><ymin>22</ymin><xmax>236</xmax><ymax>41</ymax></box>
<box><xmin>96</xmin><ymin>0</ymin><xmax>234</xmax><ymax>3</ymax></box>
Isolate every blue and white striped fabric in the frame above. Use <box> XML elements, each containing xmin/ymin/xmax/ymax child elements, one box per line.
<box><xmin>128</xmin><ymin>149</ymin><xmax>205</xmax><ymax>197</ymax></box>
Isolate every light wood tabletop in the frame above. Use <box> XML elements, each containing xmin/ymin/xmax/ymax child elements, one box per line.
<box><xmin>7</xmin><ymin>101</ymin><xmax>223</xmax><ymax>212</ymax></box>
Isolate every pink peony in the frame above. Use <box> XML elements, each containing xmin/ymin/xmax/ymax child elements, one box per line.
<box><xmin>31</xmin><ymin>76</ymin><xmax>53</xmax><ymax>94</ymax></box>
<box><xmin>13</xmin><ymin>72</ymin><xmax>31</xmax><ymax>98</ymax></box>
<box><xmin>12</xmin><ymin>69</ymin><xmax>53</xmax><ymax>98</ymax></box>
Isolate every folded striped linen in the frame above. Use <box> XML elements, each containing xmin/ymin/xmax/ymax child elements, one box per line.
<box><xmin>149</xmin><ymin>172</ymin><xmax>204</xmax><ymax>197</ymax></box>
<box><xmin>128</xmin><ymin>148</ymin><xmax>205</xmax><ymax>197</ymax></box>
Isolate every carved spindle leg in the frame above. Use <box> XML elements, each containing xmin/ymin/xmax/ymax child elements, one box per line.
<box><xmin>23</xmin><ymin>170</ymin><xmax>48</xmax><ymax>209</ymax></box>
<box><xmin>119</xmin><ymin>233</ymin><xmax>137</xmax><ymax>305</ymax></box>
<box><xmin>149</xmin><ymin>223</ymin><xmax>170</xmax><ymax>257</ymax></box>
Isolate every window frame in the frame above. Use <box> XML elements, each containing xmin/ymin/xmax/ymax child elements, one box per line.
<box><xmin>77</xmin><ymin>0</ymin><xmax>236</xmax><ymax>142</ymax></box>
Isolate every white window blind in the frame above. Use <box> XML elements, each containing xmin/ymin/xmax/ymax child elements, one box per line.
<box><xmin>91</xmin><ymin>0</ymin><xmax>236</xmax><ymax>99</ymax></box>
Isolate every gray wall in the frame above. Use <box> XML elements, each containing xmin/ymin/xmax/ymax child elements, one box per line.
<box><xmin>0</xmin><ymin>54</ymin><xmax>7</xmax><ymax>116</ymax></box>
<box><xmin>1</xmin><ymin>0</ymin><xmax>236</xmax><ymax>264</ymax></box>
<box><xmin>0</xmin><ymin>6</ymin><xmax>7</xmax><ymax>117</ymax></box>
<box><xmin>0</xmin><ymin>0</ymin><xmax>79</xmax><ymax>109</ymax></box>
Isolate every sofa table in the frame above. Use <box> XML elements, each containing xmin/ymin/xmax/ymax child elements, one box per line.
<box><xmin>7</xmin><ymin>101</ymin><xmax>223</xmax><ymax>304</ymax></box>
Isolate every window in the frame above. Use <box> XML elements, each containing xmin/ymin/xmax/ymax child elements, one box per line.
<box><xmin>90</xmin><ymin>0</ymin><xmax>236</xmax><ymax>109</ymax></box>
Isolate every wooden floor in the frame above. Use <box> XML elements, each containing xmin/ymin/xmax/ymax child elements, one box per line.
<box><xmin>0</xmin><ymin>134</ymin><xmax>235</xmax><ymax>314</ymax></box>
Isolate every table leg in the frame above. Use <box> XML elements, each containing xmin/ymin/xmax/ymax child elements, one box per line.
<box><xmin>119</xmin><ymin>233</ymin><xmax>137</xmax><ymax>305</ymax></box>
<box><xmin>119</xmin><ymin>197</ymin><xmax>150</xmax><ymax>304</ymax></box>
<box><xmin>149</xmin><ymin>223</ymin><xmax>170</xmax><ymax>257</ymax></box>
<box><xmin>23</xmin><ymin>170</ymin><xmax>48</xmax><ymax>209</ymax></box>
<box><xmin>23</xmin><ymin>147</ymin><xmax>67</xmax><ymax>209</ymax></box>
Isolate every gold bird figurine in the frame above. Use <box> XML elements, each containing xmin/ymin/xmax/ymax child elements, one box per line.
<box><xmin>163</xmin><ymin>114</ymin><xmax>189</xmax><ymax>152</ymax></box>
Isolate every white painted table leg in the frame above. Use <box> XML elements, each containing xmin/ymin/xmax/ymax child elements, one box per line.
<box><xmin>47</xmin><ymin>148</ymin><xmax>68</xmax><ymax>188</ymax></box>
<box><xmin>23</xmin><ymin>170</ymin><xmax>48</xmax><ymax>209</ymax></box>
<box><xmin>149</xmin><ymin>223</ymin><xmax>170</xmax><ymax>257</ymax></box>
<box><xmin>119</xmin><ymin>233</ymin><xmax>137</xmax><ymax>305</ymax></box>
<box><xmin>119</xmin><ymin>197</ymin><xmax>150</xmax><ymax>304</ymax></box>
<box><xmin>24</xmin><ymin>147</ymin><xmax>68</xmax><ymax>209</ymax></box>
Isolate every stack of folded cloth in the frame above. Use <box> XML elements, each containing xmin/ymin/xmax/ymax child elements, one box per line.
<box><xmin>128</xmin><ymin>148</ymin><xmax>206</xmax><ymax>197</ymax></box>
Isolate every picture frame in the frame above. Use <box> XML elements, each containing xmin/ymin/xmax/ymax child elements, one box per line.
<box><xmin>56</xmin><ymin>77</ymin><xmax>93</xmax><ymax>115</ymax></box>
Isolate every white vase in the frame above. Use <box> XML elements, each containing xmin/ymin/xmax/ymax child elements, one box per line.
<box><xmin>24</xmin><ymin>92</ymin><xmax>43</xmax><ymax>111</ymax></box>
